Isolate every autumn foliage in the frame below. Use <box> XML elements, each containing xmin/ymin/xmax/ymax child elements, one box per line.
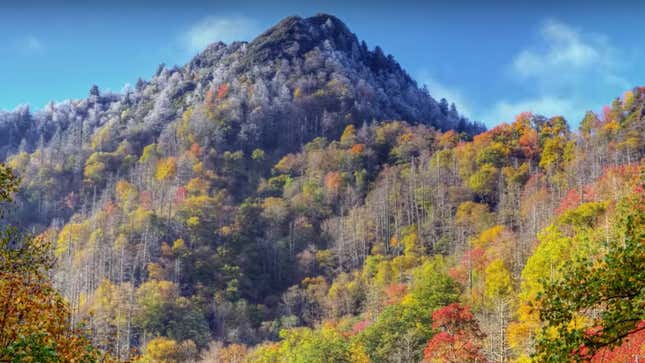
<box><xmin>3</xmin><ymin>83</ymin><xmax>645</xmax><ymax>362</ymax></box>
<box><xmin>0</xmin><ymin>165</ymin><xmax>109</xmax><ymax>362</ymax></box>
<box><xmin>423</xmin><ymin>304</ymin><xmax>487</xmax><ymax>363</ymax></box>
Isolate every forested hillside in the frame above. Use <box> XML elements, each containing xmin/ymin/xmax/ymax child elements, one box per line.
<box><xmin>1</xmin><ymin>13</ymin><xmax>643</xmax><ymax>363</ymax></box>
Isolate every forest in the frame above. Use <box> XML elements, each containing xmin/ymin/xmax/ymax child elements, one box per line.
<box><xmin>0</xmin><ymin>13</ymin><xmax>643</xmax><ymax>363</ymax></box>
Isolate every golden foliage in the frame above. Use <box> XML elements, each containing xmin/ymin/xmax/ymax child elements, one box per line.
<box><xmin>340</xmin><ymin>124</ymin><xmax>356</xmax><ymax>146</ymax></box>
<box><xmin>0</xmin><ymin>233</ymin><xmax>109</xmax><ymax>361</ymax></box>
<box><xmin>155</xmin><ymin>157</ymin><xmax>177</xmax><ymax>182</ymax></box>
<box><xmin>138</xmin><ymin>337</ymin><xmax>196</xmax><ymax>363</ymax></box>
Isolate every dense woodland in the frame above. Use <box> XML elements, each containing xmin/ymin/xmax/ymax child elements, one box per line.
<box><xmin>0</xmin><ymin>14</ymin><xmax>643</xmax><ymax>363</ymax></box>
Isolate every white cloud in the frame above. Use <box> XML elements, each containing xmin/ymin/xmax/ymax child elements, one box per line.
<box><xmin>485</xmin><ymin>96</ymin><xmax>580</xmax><ymax>124</ymax></box>
<box><xmin>183</xmin><ymin>16</ymin><xmax>260</xmax><ymax>53</ymax></box>
<box><xmin>490</xmin><ymin>19</ymin><xmax>630</xmax><ymax>126</ymax></box>
<box><xmin>417</xmin><ymin>71</ymin><xmax>473</xmax><ymax>119</ymax></box>
<box><xmin>512</xmin><ymin>20</ymin><xmax>612</xmax><ymax>79</ymax></box>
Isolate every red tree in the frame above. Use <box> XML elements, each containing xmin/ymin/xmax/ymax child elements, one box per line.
<box><xmin>590</xmin><ymin>321</ymin><xmax>645</xmax><ymax>363</ymax></box>
<box><xmin>217</xmin><ymin>83</ymin><xmax>230</xmax><ymax>99</ymax></box>
<box><xmin>423</xmin><ymin>303</ymin><xmax>488</xmax><ymax>363</ymax></box>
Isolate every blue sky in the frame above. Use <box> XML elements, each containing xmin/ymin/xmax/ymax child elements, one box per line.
<box><xmin>1</xmin><ymin>0</ymin><xmax>644</xmax><ymax>127</ymax></box>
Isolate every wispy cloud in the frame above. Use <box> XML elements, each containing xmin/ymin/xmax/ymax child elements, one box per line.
<box><xmin>511</xmin><ymin>20</ymin><xmax>613</xmax><ymax>79</ymax></box>
<box><xmin>25</xmin><ymin>36</ymin><xmax>42</xmax><ymax>51</ymax></box>
<box><xmin>182</xmin><ymin>16</ymin><xmax>260</xmax><ymax>53</ymax></box>
<box><xmin>16</xmin><ymin>35</ymin><xmax>44</xmax><ymax>54</ymax></box>
<box><xmin>491</xmin><ymin>97</ymin><xmax>579</xmax><ymax>122</ymax></box>
<box><xmin>486</xmin><ymin>19</ymin><xmax>629</xmax><ymax>125</ymax></box>
<box><xmin>417</xmin><ymin>71</ymin><xmax>473</xmax><ymax>119</ymax></box>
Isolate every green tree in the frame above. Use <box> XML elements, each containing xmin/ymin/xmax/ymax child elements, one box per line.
<box><xmin>535</xmin><ymin>188</ymin><xmax>645</xmax><ymax>362</ymax></box>
<box><xmin>357</xmin><ymin>258</ymin><xmax>459</xmax><ymax>362</ymax></box>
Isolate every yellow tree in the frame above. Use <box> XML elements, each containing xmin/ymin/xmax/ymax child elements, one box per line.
<box><xmin>0</xmin><ymin>164</ymin><xmax>110</xmax><ymax>362</ymax></box>
<box><xmin>137</xmin><ymin>337</ymin><xmax>196</xmax><ymax>363</ymax></box>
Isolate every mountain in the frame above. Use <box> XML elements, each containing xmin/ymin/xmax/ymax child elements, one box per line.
<box><xmin>0</xmin><ymin>13</ymin><xmax>483</xmax><ymax>163</ymax></box>
<box><xmin>1</xmin><ymin>13</ymin><xmax>643</xmax><ymax>363</ymax></box>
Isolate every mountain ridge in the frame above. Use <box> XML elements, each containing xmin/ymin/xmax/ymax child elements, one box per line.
<box><xmin>0</xmin><ymin>14</ymin><xmax>483</xmax><ymax>162</ymax></box>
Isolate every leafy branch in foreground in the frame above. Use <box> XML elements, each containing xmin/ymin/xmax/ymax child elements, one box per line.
<box><xmin>535</xmin><ymin>174</ymin><xmax>645</xmax><ymax>362</ymax></box>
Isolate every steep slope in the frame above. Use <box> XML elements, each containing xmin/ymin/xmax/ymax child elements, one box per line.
<box><xmin>1</xmin><ymin>14</ymin><xmax>484</xmax><ymax>232</ymax></box>
<box><xmin>0</xmin><ymin>13</ymin><xmax>539</xmax><ymax>361</ymax></box>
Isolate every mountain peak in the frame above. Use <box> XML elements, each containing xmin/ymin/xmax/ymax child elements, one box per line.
<box><xmin>178</xmin><ymin>13</ymin><xmax>483</xmax><ymax>142</ymax></box>
<box><xmin>244</xmin><ymin>14</ymin><xmax>359</xmax><ymax>64</ymax></box>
